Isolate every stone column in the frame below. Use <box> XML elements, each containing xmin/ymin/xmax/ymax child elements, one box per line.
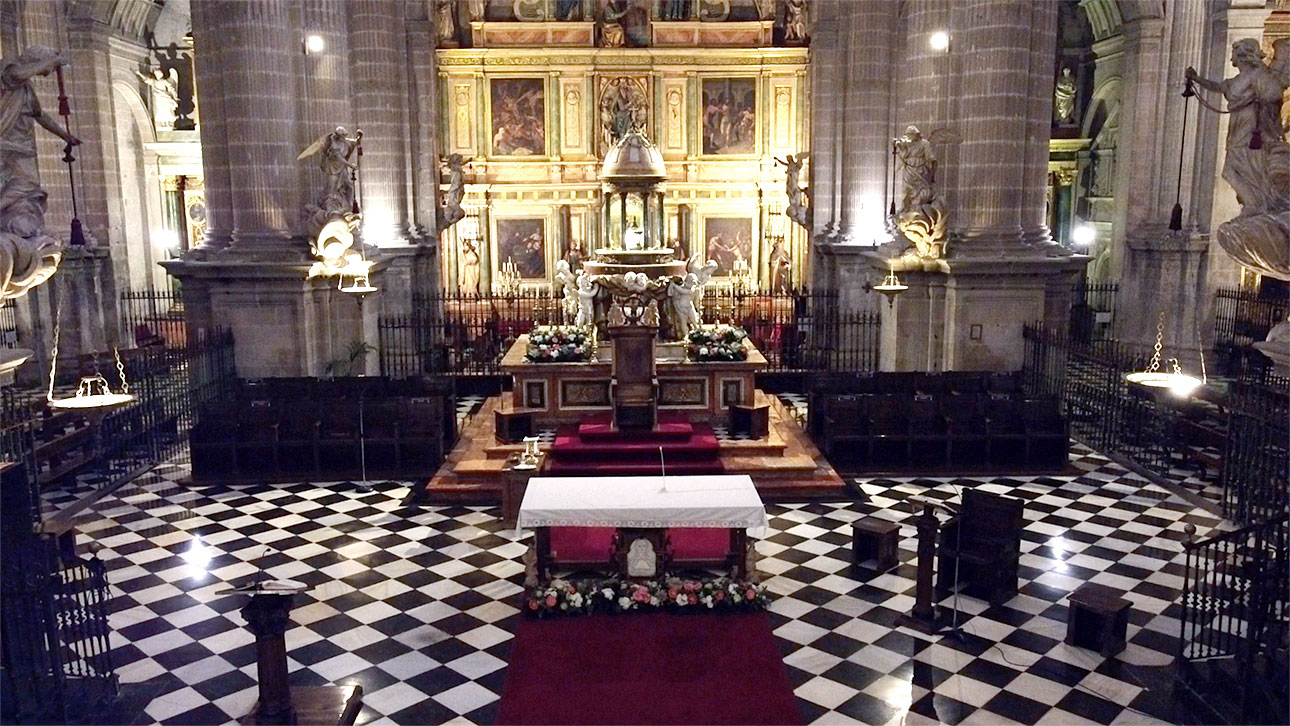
<box><xmin>838</xmin><ymin>0</ymin><xmax>897</xmax><ymax>246</ymax></box>
<box><xmin>190</xmin><ymin>0</ymin><xmax>233</xmax><ymax>250</ymax></box>
<box><xmin>1114</xmin><ymin>1</ymin><xmax>1221</xmax><ymax>363</ymax></box>
<box><xmin>349</xmin><ymin>0</ymin><xmax>413</xmax><ymax>247</ymax></box>
<box><xmin>807</xmin><ymin>0</ymin><xmax>842</xmax><ymax>242</ymax></box>
<box><xmin>221</xmin><ymin>0</ymin><xmax>302</xmax><ymax>250</ymax></box>
<box><xmin>298</xmin><ymin>0</ymin><xmax>354</xmax><ymax>208</ymax></box>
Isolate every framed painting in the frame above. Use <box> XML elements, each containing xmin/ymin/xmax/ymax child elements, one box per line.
<box><xmin>701</xmin><ymin>78</ymin><xmax>756</xmax><ymax>155</ymax></box>
<box><xmin>494</xmin><ymin>217</ymin><xmax>548</xmax><ymax>279</ymax></box>
<box><xmin>702</xmin><ymin>216</ymin><xmax>755</xmax><ymax>276</ymax></box>
<box><xmin>490</xmin><ymin>78</ymin><xmax>546</xmax><ymax>156</ymax></box>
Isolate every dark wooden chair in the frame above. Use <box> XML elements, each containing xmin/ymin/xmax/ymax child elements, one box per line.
<box><xmin>1022</xmin><ymin>396</ymin><xmax>1069</xmax><ymax>467</ymax></box>
<box><xmin>824</xmin><ymin>395</ymin><xmax>869</xmax><ymax>461</ymax></box>
<box><xmin>936</xmin><ymin>489</ymin><xmax>1025</xmax><ymax>605</ymax></box>
<box><xmin>277</xmin><ymin>399</ymin><xmax>321</xmax><ymax>475</ymax></box>
<box><xmin>610</xmin><ymin>327</ymin><xmax>657</xmax><ymax>431</ymax></box>
<box><xmin>908</xmin><ymin>394</ymin><xmax>948</xmax><ymax>467</ymax></box>
<box><xmin>984</xmin><ymin>394</ymin><xmax>1027</xmax><ymax>467</ymax></box>
<box><xmin>867</xmin><ymin>394</ymin><xmax>910</xmax><ymax>466</ymax></box>
<box><xmin>941</xmin><ymin>392</ymin><xmax>987</xmax><ymax>466</ymax></box>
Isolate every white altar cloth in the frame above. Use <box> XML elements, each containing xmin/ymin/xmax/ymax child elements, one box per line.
<box><xmin>518</xmin><ymin>474</ymin><xmax>767</xmax><ymax>530</ymax></box>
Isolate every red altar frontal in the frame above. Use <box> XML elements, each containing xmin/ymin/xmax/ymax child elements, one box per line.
<box><xmin>498</xmin><ymin>335</ymin><xmax>767</xmax><ymax>426</ymax></box>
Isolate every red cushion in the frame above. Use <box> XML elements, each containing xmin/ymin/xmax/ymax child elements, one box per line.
<box><xmin>669</xmin><ymin>527</ymin><xmax>732</xmax><ymax>561</ymax></box>
<box><xmin>549</xmin><ymin>527</ymin><xmax>616</xmax><ymax>564</ymax></box>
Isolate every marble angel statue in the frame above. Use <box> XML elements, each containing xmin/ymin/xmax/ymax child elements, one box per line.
<box><xmin>437</xmin><ymin>153</ymin><xmax>466</xmax><ymax>233</ymax></box>
<box><xmin>685</xmin><ymin>253</ymin><xmax>718</xmax><ymax>287</ymax></box>
<box><xmin>298</xmin><ymin>126</ymin><xmax>362</xmax><ymax>233</ymax></box>
<box><xmin>554</xmin><ymin>260</ymin><xmax>580</xmax><ymax>323</ymax></box>
<box><xmin>893</xmin><ymin>125</ymin><xmax>957</xmax><ymax>259</ymax></box>
<box><xmin>775</xmin><ymin>153</ymin><xmax>812</xmax><ymax>231</ymax></box>
<box><xmin>666</xmin><ymin>273</ymin><xmax>701</xmax><ymax>341</ymax></box>
<box><xmin>1</xmin><ymin>46</ymin><xmax>77</xmax><ymax>301</ymax></box>
<box><xmin>575</xmin><ymin>271</ymin><xmax>599</xmax><ymax>329</ymax></box>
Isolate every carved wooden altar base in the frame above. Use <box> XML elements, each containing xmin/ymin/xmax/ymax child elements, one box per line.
<box><xmin>423</xmin><ymin>393</ymin><xmax>844</xmax><ymax>505</ymax></box>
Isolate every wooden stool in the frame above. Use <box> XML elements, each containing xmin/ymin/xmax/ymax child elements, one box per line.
<box><xmin>1066</xmin><ymin>582</ymin><xmax>1132</xmax><ymax>657</ymax></box>
<box><xmin>495</xmin><ymin>407</ymin><xmax>533</xmax><ymax>443</ymax></box>
<box><xmin>852</xmin><ymin>517</ymin><xmax>900</xmax><ymax>572</ymax></box>
<box><xmin>731</xmin><ymin>394</ymin><xmax>771</xmax><ymax>438</ymax></box>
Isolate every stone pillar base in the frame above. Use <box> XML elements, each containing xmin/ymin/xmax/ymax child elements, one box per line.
<box><xmin>162</xmin><ymin>254</ymin><xmax>388</xmax><ymax>379</ymax></box>
<box><xmin>1119</xmin><ymin>227</ymin><xmax>1210</xmax><ymax>369</ymax></box>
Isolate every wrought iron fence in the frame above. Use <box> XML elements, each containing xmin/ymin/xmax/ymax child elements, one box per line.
<box><xmin>120</xmin><ymin>288</ymin><xmax>187</xmax><ymax>348</ymax></box>
<box><xmin>1212</xmin><ymin>287</ymin><xmax>1288</xmax><ymax>378</ymax></box>
<box><xmin>1</xmin><ymin>543</ymin><xmax>118</xmax><ymax>724</ymax></box>
<box><xmin>1068</xmin><ymin>280</ymin><xmax>1117</xmax><ymax>343</ymax></box>
<box><xmin>379</xmin><ymin>288</ymin><xmax>880</xmax><ymax>378</ymax></box>
<box><xmin>0</xmin><ymin>299</ymin><xmax>17</xmax><ymax>348</ymax></box>
<box><xmin>1222</xmin><ymin>376</ymin><xmax>1289</xmax><ymax>526</ymax></box>
<box><xmin>1179</xmin><ymin>513</ymin><xmax>1288</xmax><ymax>723</ymax></box>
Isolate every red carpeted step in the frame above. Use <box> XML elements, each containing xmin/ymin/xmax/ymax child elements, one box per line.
<box><xmin>544</xmin><ymin>459</ymin><xmax>723</xmax><ymax>477</ymax></box>
<box><xmin>498</xmin><ymin>612</ymin><xmax>803</xmax><ymax>725</ymax></box>
<box><xmin>552</xmin><ymin>424</ymin><xmax>719</xmax><ymax>457</ymax></box>
<box><xmin>577</xmin><ymin>419</ymin><xmax>695</xmax><ymax>442</ymax></box>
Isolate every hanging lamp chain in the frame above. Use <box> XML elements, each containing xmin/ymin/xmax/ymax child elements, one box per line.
<box><xmin>1147</xmin><ymin>312</ymin><xmax>1165</xmax><ymax>374</ymax></box>
<box><xmin>114</xmin><ymin>347</ymin><xmax>129</xmax><ymax>395</ymax></box>
<box><xmin>47</xmin><ymin>286</ymin><xmax>64</xmax><ymax>402</ymax></box>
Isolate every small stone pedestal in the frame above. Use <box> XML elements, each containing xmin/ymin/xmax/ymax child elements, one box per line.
<box><xmin>228</xmin><ymin>582</ymin><xmax>362</xmax><ymax>725</ymax></box>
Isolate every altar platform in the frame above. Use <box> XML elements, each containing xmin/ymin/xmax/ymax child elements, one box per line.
<box><xmin>423</xmin><ymin>392</ymin><xmax>846</xmax><ymax>504</ymax></box>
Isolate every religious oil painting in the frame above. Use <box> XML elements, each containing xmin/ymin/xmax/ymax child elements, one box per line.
<box><xmin>703</xmin><ymin>217</ymin><xmax>755</xmax><ymax>276</ymax></box>
<box><xmin>491</xmin><ymin>78</ymin><xmax>546</xmax><ymax>156</ymax></box>
<box><xmin>701</xmin><ymin>78</ymin><xmax>756</xmax><ymax>155</ymax></box>
<box><xmin>496</xmin><ymin>218</ymin><xmax>547</xmax><ymax>279</ymax></box>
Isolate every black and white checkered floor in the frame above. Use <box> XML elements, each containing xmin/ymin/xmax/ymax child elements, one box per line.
<box><xmin>52</xmin><ymin>442</ymin><xmax>1228</xmax><ymax>725</ymax></box>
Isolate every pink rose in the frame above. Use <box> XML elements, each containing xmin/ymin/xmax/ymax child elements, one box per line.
<box><xmin>714</xmin><ymin>590</ymin><xmax>725</xmax><ymax>602</ymax></box>
<box><xmin>683</xmin><ymin>581</ymin><xmax>698</xmax><ymax>593</ymax></box>
<box><xmin>745</xmin><ymin>589</ymin><xmax>756</xmax><ymax>601</ymax></box>
<box><xmin>667</xmin><ymin>588</ymin><xmax>679</xmax><ymax>600</ymax></box>
<box><xmin>632</xmin><ymin>588</ymin><xmax>650</xmax><ymax>603</ymax></box>
<box><xmin>546</xmin><ymin>594</ymin><xmax>557</xmax><ymax>607</ymax></box>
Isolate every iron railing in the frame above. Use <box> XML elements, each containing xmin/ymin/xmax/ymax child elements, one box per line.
<box><xmin>1069</xmin><ymin>280</ymin><xmax>1118</xmax><ymax>343</ymax></box>
<box><xmin>1179</xmin><ymin>513</ymin><xmax>1289</xmax><ymax>723</ymax></box>
<box><xmin>1222</xmin><ymin>377</ymin><xmax>1289</xmax><ymax>526</ymax></box>
<box><xmin>0</xmin><ymin>299</ymin><xmax>17</xmax><ymax>348</ymax></box>
<box><xmin>378</xmin><ymin>288</ymin><xmax>880</xmax><ymax>378</ymax></box>
<box><xmin>1212</xmin><ymin>287</ymin><xmax>1288</xmax><ymax>378</ymax></box>
<box><xmin>1</xmin><ymin>540</ymin><xmax>118</xmax><ymax>724</ymax></box>
<box><xmin>120</xmin><ymin>288</ymin><xmax>186</xmax><ymax>348</ymax></box>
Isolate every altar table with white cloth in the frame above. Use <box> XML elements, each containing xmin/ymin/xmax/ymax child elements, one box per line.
<box><xmin>518</xmin><ymin>474</ymin><xmax>767</xmax><ymax>579</ymax></box>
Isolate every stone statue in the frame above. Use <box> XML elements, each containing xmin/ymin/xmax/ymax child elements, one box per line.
<box><xmin>602</xmin><ymin>0</ymin><xmax>648</xmax><ymax>48</ymax></box>
<box><xmin>436</xmin><ymin>0</ymin><xmax>458</xmax><ymax>47</ymax></box>
<box><xmin>555</xmin><ymin>260</ymin><xmax>580</xmax><ymax>323</ymax></box>
<box><xmin>308</xmin><ymin>215</ymin><xmax>371</xmax><ymax>280</ymax></box>
<box><xmin>660</xmin><ymin>0</ymin><xmax>691</xmax><ymax>20</ymax></box>
<box><xmin>0</xmin><ymin>47</ymin><xmax>77</xmax><ymax>301</ymax></box>
<box><xmin>522</xmin><ymin>546</ymin><xmax>539</xmax><ymax>587</ymax></box>
<box><xmin>438</xmin><ymin>153</ymin><xmax>466</xmax><ymax>233</ymax></box>
<box><xmin>1054</xmin><ymin>67</ymin><xmax>1076</xmax><ymax>124</ymax></box>
<box><xmin>1191</xmin><ymin>39</ymin><xmax>1290</xmax><ymax>372</ymax></box>
<box><xmin>685</xmin><ymin>253</ymin><xmax>718</xmax><ymax>288</ymax></box>
<box><xmin>784</xmin><ymin>0</ymin><xmax>808</xmax><ymax>45</ymax></box>
<box><xmin>298</xmin><ymin>126</ymin><xmax>362</xmax><ymax>235</ymax></box>
<box><xmin>1187</xmin><ymin>39</ymin><xmax>1289</xmax><ymax>218</ymax></box>
<box><xmin>136</xmin><ymin>62</ymin><xmax>179</xmax><ymax>129</ymax></box>
<box><xmin>599</xmin><ymin>78</ymin><xmax>648</xmax><ymax>150</ymax></box>
<box><xmin>768</xmin><ymin>237</ymin><xmax>791</xmax><ymax>293</ymax></box>
<box><xmin>667</xmin><ymin>273</ymin><xmax>701</xmax><ymax>341</ymax></box>
<box><xmin>575</xmin><ymin>271</ymin><xmax>600</xmax><ymax>329</ymax></box>
<box><xmin>893</xmin><ymin>125</ymin><xmax>951</xmax><ymax>259</ymax></box>
<box><xmin>776</xmin><ymin>153</ymin><xmax>812</xmax><ymax>231</ymax></box>
<box><xmin>466</xmin><ymin>0</ymin><xmax>486</xmax><ymax>21</ymax></box>
<box><xmin>460</xmin><ymin>238</ymin><xmax>480</xmax><ymax>294</ymax></box>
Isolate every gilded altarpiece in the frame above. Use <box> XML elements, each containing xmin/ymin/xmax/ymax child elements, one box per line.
<box><xmin>437</xmin><ymin>44</ymin><xmax>809</xmax><ymax>295</ymax></box>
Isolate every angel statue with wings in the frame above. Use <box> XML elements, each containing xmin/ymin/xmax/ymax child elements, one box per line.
<box><xmin>893</xmin><ymin>125</ymin><xmax>958</xmax><ymax>259</ymax></box>
<box><xmin>298</xmin><ymin>126</ymin><xmax>362</xmax><ymax>233</ymax></box>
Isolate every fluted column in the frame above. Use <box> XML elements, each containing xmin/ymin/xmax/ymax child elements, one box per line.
<box><xmin>954</xmin><ymin>0</ymin><xmax>1050</xmax><ymax>249</ymax></box>
<box><xmin>215</xmin><ymin>0</ymin><xmax>302</xmax><ymax>248</ymax></box>
<box><xmin>190</xmin><ymin>0</ymin><xmax>233</xmax><ymax>249</ymax></box>
<box><xmin>807</xmin><ymin>0</ymin><xmax>842</xmax><ymax>241</ymax></box>
<box><xmin>898</xmin><ymin>0</ymin><xmax>956</xmax><ymax>221</ymax></box>
<box><xmin>838</xmin><ymin>0</ymin><xmax>896</xmax><ymax>245</ymax></box>
<box><xmin>298</xmin><ymin>0</ymin><xmax>354</xmax><ymax>208</ymax></box>
<box><xmin>349</xmin><ymin>0</ymin><xmax>412</xmax><ymax>246</ymax></box>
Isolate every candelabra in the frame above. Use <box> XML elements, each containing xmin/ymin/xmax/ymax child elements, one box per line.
<box><xmin>731</xmin><ymin>258</ymin><xmax>753</xmax><ymax>294</ymax></box>
<box><xmin>494</xmin><ymin>257</ymin><xmax>522</xmax><ymax>297</ymax></box>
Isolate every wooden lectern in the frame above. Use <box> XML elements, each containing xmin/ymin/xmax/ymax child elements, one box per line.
<box><xmin>609</xmin><ymin>324</ymin><xmax>658</xmax><ymax>431</ymax></box>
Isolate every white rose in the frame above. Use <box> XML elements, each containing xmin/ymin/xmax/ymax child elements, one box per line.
<box><xmin>649</xmin><ymin>596</ymin><xmax>659</xmax><ymax>606</ymax></box>
<box><xmin>618</xmin><ymin>596</ymin><xmax>631</xmax><ymax>609</ymax></box>
<box><xmin>602</xmin><ymin>588</ymin><xmax>614</xmax><ymax>599</ymax></box>
<box><xmin>676</xmin><ymin>594</ymin><xmax>688</xmax><ymax>606</ymax></box>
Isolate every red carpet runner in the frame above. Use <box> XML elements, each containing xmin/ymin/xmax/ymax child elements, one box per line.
<box><xmin>497</xmin><ymin>612</ymin><xmax>802</xmax><ymax>725</ymax></box>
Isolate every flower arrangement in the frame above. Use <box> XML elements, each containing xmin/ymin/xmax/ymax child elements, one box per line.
<box><xmin>688</xmin><ymin>324</ymin><xmax>749</xmax><ymax>362</ymax></box>
<box><xmin>523</xmin><ymin>576</ymin><xmax>769</xmax><ymax>617</ymax></box>
<box><xmin>525</xmin><ymin>326</ymin><xmax>590</xmax><ymax>363</ymax></box>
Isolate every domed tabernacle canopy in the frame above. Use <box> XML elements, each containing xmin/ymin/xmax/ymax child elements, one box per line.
<box><xmin>598</xmin><ymin>131</ymin><xmax>671</xmax><ymax>260</ymax></box>
<box><xmin>600</xmin><ymin>130</ymin><xmax>667</xmax><ymax>182</ymax></box>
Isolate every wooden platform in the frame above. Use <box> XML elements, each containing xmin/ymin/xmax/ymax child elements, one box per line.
<box><xmin>423</xmin><ymin>393</ymin><xmax>846</xmax><ymax>504</ymax></box>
